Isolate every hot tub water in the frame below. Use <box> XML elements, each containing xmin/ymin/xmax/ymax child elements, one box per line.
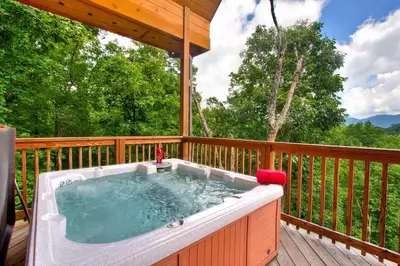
<box><xmin>55</xmin><ymin>171</ymin><xmax>248</xmax><ymax>244</ymax></box>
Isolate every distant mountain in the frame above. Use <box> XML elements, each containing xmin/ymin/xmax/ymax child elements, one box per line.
<box><xmin>346</xmin><ymin>114</ymin><xmax>400</xmax><ymax>128</ymax></box>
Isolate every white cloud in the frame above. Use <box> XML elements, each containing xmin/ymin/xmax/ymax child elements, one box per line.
<box><xmin>99</xmin><ymin>31</ymin><xmax>135</xmax><ymax>49</ymax></box>
<box><xmin>339</xmin><ymin>10</ymin><xmax>400</xmax><ymax>118</ymax></box>
<box><xmin>194</xmin><ymin>0</ymin><xmax>325</xmax><ymax>102</ymax></box>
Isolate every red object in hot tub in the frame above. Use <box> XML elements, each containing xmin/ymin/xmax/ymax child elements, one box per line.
<box><xmin>256</xmin><ymin>169</ymin><xmax>287</xmax><ymax>185</ymax></box>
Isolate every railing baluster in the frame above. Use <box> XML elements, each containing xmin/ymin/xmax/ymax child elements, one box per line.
<box><xmin>148</xmin><ymin>145</ymin><xmax>151</xmax><ymax>161</ymax></box>
<box><xmin>34</xmin><ymin>149</ymin><xmax>39</xmax><ymax>184</ymax></box>
<box><xmin>286</xmin><ymin>153</ymin><xmax>292</xmax><ymax>222</ymax></box>
<box><xmin>88</xmin><ymin>147</ymin><xmax>92</xmax><ymax>167</ymax></box>
<box><xmin>188</xmin><ymin>143</ymin><xmax>191</xmax><ymax>161</ymax></box>
<box><xmin>307</xmin><ymin>155</ymin><xmax>314</xmax><ymax>233</ymax></box>
<box><xmin>106</xmin><ymin>146</ymin><xmax>110</xmax><ymax>165</ymax></box>
<box><xmin>319</xmin><ymin>156</ymin><xmax>326</xmax><ymax>239</ymax></box>
<box><xmin>46</xmin><ymin>148</ymin><xmax>51</xmax><ymax>172</ymax></box>
<box><xmin>154</xmin><ymin>144</ymin><xmax>157</xmax><ymax>161</ymax></box>
<box><xmin>79</xmin><ymin>147</ymin><xmax>82</xmax><ymax>168</ymax></box>
<box><xmin>256</xmin><ymin>149</ymin><xmax>259</xmax><ymax>172</ymax></box>
<box><xmin>196</xmin><ymin>144</ymin><xmax>199</xmax><ymax>163</ymax></box>
<box><xmin>379</xmin><ymin>163</ymin><xmax>388</xmax><ymax>262</ymax></box>
<box><xmin>192</xmin><ymin>143</ymin><xmax>195</xmax><ymax>162</ymax></box>
<box><xmin>224</xmin><ymin>146</ymin><xmax>227</xmax><ymax>170</ymax></box>
<box><xmin>241</xmin><ymin>148</ymin><xmax>245</xmax><ymax>174</ymax></box>
<box><xmin>57</xmin><ymin>148</ymin><xmax>62</xmax><ymax>170</ymax></box>
<box><xmin>200</xmin><ymin>144</ymin><xmax>203</xmax><ymax>164</ymax></box>
<box><xmin>361</xmin><ymin>161</ymin><xmax>370</xmax><ymax>253</ymax></box>
<box><xmin>230</xmin><ymin>147</ymin><xmax>234</xmax><ymax>171</ymax></box>
<box><xmin>296</xmin><ymin>154</ymin><xmax>303</xmax><ymax>229</ymax></box>
<box><xmin>166</xmin><ymin>144</ymin><xmax>169</xmax><ymax>159</ymax></box>
<box><xmin>278</xmin><ymin>152</ymin><xmax>283</xmax><ymax>171</ymax></box>
<box><xmin>332</xmin><ymin>157</ymin><xmax>340</xmax><ymax>243</ymax></box>
<box><xmin>205</xmin><ymin>145</ymin><xmax>208</xmax><ymax>166</ymax></box>
<box><xmin>128</xmin><ymin>145</ymin><xmax>132</xmax><ymax>163</ymax></box>
<box><xmin>235</xmin><ymin>147</ymin><xmax>239</xmax><ymax>172</ymax></box>
<box><xmin>213</xmin><ymin>145</ymin><xmax>217</xmax><ymax>168</ymax></box>
<box><xmin>247</xmin><ymin>149</ymin><xmax>252</xmax><ymax>176</ymax></box>
<box><xmin>346</xmin><ymin>159</ymin><xmax>355</xmax><ymax>248</ymax></box>
<box><xmin>209</xmin><ymin>145</ymin><xmax>212</xmax><ymax>167</ymax></box>
<box><xmin>219</xmin><ymin>146</ymin><xmax>222</xmax><ymax>169</ymax></box>
<box><xmin>142</xmin><ymin>145</ymin><xmax>145</xmax><ymax>162</ymax></box>
<box><xmin>68</xmin><ymin>147</ymin><xmax>73</xmax><ymax>169</ymax></box>
<box><xmin>398</xmin><ymin>225</ymin><xmax>400</xmax><ymax>265</ymax></box>
<box><xmin>21</xmin><ymin>149</ymin><xmax>27</xmax><ymax>204</ymax></box>
<box><xmin>97</xmin><ymin>146</ymin><xmax>101</xmax><ymax>166</ymax></box>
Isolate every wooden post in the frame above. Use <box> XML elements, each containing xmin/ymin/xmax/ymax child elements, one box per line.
<box><xmin>180</xmin><ymin>6</ymin><xmax>190</xmax><ymax>161</ymax></box>
<box><xmin>262</xmin><ymin>144</ymin><xmax>275</xmax><ymax>170</ymax></box>
<box><xmin>115</xmin><ymin>138</ymin><xmax>126</xmax><ymax>164</ymax></box>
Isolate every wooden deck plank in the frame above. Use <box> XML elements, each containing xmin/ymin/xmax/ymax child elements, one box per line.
<box><xmin>334</xmin><ymin>241</ymin><xmax>373</xmax><ymax>266</ymax></box>
<box><xmin>274</xmin><ymin>240</ymin><xmax>295</xmax><ymax>266</ymax></box>
<box><xmin>349</xmin><ymin>246</ymin><xmax>394</xmax><ymax>266</ymax></box>
<box><xmin>279</xmin><ymin>224</ymin><xmax>310</xmax><ymax>266</ymax></box>
<box><xmin>283</xmin><ymin>223</ymin><xmax>325</xmax><ymax>266</ymax></box>
<box><xmin>268</xmin><ymin>258</ymin><xmax>280</xmax><ymax>266</ymax></box>
<box><xmin>297</xmin><ymin>226</ymin><xmax>341</xmax><ymax>266</ymax></box>
<box><xmin>5</xmin><ymin>221</ymin><xmax>29</xmax><ymax>266</ymax></box>
<box><xmin>309</xmin><ymin>233</ymin><xmax>356</xmax><ymax>266</ymax></box>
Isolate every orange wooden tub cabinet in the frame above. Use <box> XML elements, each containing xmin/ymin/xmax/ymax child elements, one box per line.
<box><xmin>154</xmin><ymin>198</ymin><xmax>281</xmax><ymax>266</ymax></box>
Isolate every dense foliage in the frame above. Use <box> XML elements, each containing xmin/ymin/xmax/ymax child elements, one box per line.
<box><xmin>0</xmin><ymin>0</ymin><xmax>202</xmax><ymax>137</ymax></box>
<box><xmin>1</xmin><ymin>1</ymin><xmax>399</xmax><ymax>252</ymax></box>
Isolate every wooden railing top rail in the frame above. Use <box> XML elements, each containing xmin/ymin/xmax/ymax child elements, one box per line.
<box><xmin>16</xmin><ymin>136</ymin><xmax>183</xmax><ymax>149</ymax></box>
<box><xmin>185</xmin><ymin>137</ymin><xmax>400</xmax><ymax>164</ymax></box>
<box><xmin>270</xmin><ymin>142</ymin><xmax>400</xmax><ymax>164</ymax></box>
<box><xmin>184</xmin><ymin>136</ymin><xmax>271</xmax><ymax>149</ymax></box>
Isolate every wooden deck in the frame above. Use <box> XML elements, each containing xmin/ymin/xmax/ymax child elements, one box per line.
<box><xmin>5</xmin><ymin>221</ymin><xmax>395</xmax><ymax>266</ymax></box>
<box><xmin>5</xmin><ymin>221</ymin><xmax>29</xmax><ymax>266</ymax></box>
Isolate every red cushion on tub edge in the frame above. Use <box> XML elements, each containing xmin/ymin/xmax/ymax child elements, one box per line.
<box><xmin>256</xmin><ymin>169</ymin><xmax>287</xmax><ymax>185</ymax></box>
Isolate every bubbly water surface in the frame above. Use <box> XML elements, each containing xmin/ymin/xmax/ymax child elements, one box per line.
<box><xmin>55</xmin><ymin>171</ymin><xmax>248</xmax><ymax>244</ymax></box>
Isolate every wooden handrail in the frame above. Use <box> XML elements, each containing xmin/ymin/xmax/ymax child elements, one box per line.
<box><xmin>185</xmin><ymin>136</ymin><xmax>400</xmax><ymax>164</ymax></box>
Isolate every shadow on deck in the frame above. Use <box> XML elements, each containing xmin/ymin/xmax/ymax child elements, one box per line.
<box><xmin>5</xmin><ymin>221</ymin><xmax>394</xmax><ymax>266</ymax></box>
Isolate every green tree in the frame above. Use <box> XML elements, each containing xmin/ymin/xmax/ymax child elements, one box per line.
<box><xmin>385</xmin><ymin>123</ymin><xmax>400</xmax><ymax>135</ymax></box>
<box><xmin>203</xmin><ymin>21</ymin><xmax>346</xmax><ymax>143</ymax></box>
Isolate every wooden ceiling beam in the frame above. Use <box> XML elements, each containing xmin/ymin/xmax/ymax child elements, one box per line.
<box><xmin>17</xmin><ymin>0</ymin><xmax>211</xmax><ymax>56</ymax></box>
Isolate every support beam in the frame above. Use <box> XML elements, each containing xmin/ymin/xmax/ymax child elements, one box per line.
<box><xmin>180</xmin><ymin>6</ymin><xmax>190</xmax><ymax>160</ymax></box>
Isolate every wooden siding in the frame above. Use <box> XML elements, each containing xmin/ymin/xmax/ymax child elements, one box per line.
<box><xmin>154</xmin><ymin>199</ymin><xmax>280</xmax><ymax>266</ymax></box>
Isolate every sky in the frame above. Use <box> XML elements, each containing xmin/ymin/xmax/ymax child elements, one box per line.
<box><xmin>106</xmin><ymin>0</ymin><xmax>400</xmax><ymax>119</ymax></box>
<box><xmin>192</xmin><ymin>0</ymin><xmax>400</xmax><ymax>119</ymax></box>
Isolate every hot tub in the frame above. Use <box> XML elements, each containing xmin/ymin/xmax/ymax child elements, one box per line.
<box><xmin>27</xmin><ymin>159</ymin><xmax>283</xmax><ymax>266</ymax></box>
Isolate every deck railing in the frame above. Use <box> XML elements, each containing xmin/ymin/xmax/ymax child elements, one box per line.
<box><xmin>15</xmin><ymin>136</ymin><xmax>182</xmax><ymax>219</ymax></box>
<box><xmin>184</xmin><ymin>137</ymin><xmax>400</xmax><ymax>264</ymax></box>
<box><xmin>14</xmin><ymin>136</ymin><xmax>400</xmax><ymax>264</ymax></box>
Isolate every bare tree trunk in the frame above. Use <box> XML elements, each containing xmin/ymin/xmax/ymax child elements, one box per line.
<box><xmin>267</xmin><ymin>41</ymin><xmax>287</xmax><ymax>134</ymax></box>
<box><xmin>266</xmin><ymin>0</ymin><xmax>304</xmax><ymax>142</ymax></box>
<box><xmin>267</xmin><ymin>0</ymin><xmax>285</xmax><ymax>142</ymax></box>
<box><xmin>192</xmin><ymin>87</ymin><xmax>212</xmax><ymax>137</ymax></box>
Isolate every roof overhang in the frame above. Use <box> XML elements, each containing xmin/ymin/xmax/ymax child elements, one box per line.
<box><xmin>18</xmin><ymin>0</ymin><xmax>222</xmax><ymax>56</ymax></box>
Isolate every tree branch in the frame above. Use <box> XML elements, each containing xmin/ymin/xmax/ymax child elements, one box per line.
<box><xmin>192</xmin><ymin>87</ymin><xmax>212</xmax><ymax>137</ymax></box>
<box><xmin>276</xmin><ymin>55</ymin><xmax>304</xmax><ymax>129</ymax></box>
<box><xmin>269</xmin><ymin>0</ymin><xmax>281</xmax><ymax>47</ymax></box>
